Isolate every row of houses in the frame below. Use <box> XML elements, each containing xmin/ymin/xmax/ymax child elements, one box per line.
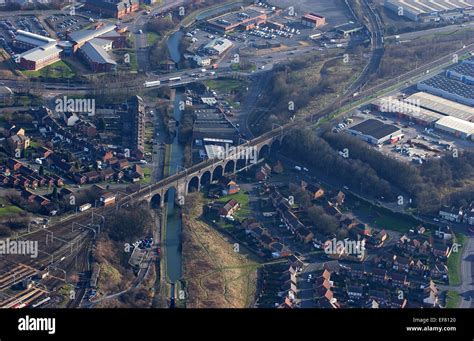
<box><xmin>0</xmin><ymin>158</ymin><xmax>64</xmax><ymax>190</ymax></box>
<box><xmin>439</xmin><ymin>203</ymin><xmax>474</xmax><ymax>225</ymax></box>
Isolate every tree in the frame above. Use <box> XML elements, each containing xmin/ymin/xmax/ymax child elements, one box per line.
<box><xmin>39</xmin><ymin>165</ymin><xmax>44</xmax><ymax>176</ymax></box>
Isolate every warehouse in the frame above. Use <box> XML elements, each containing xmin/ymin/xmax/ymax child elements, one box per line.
<box><xmin>406</xmin><ymin>92</ymin><xmax>474</xmax><ymax>122</ymax></box>
<box><xmin>435</xmin><ymin>116</ymin><xmax>474</xmax><ymax>140</ymax></box>
<box><xmin>206</xmin><ymin>9</ymin><xmax>267</xmax><ymax>33</ymax></box>
<box><xmin>418</xmin><ymin>73</ymin><xmax>474</xmax><ymax>107</ymax></box>
<box><xmin>347</xmin><ymin>119</ymin><xmax>403</xmax><ymax>145</ymax></box>
<box><xmin>384</xmin><ymin>0</ymin><xmax>474</xmax><ymax>22</ymax></box>
<box><xmin>19</xmin><ymin>42</ymin><xmax>62</xmax><ymax>71</ymax></box>
<box><xmin>374</xmin><ymin>97</ymin><xmax>444</xmax><ymax>126</ymax></box>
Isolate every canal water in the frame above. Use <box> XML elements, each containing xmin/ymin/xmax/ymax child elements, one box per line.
<box><xmin>167</xmin><ymin>31</ymin><xmax>184</xmax><ymax>65</ymax></box>
<box><xmin>164</xmin><ymin>89</ymin><xmax>185</xmax><ymax>283</ymax></box>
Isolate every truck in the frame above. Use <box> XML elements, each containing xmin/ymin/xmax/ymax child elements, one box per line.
<box><xmin>168</xmin><ymin>76</ymin><xmax>182</xmax><ymax>82</ymax></box>
<box><xmin>211</xmin><ymin>63</ymin><xmax>219</xmax><ymax>69</ymax></box>
<box><xmin>294</xmin><ymin>166</ymin><xmax>302</xmax><ymax>171</ymax></box>
<box><xmin>144</xmin><ymin>80</ymin><xmax>161</xmax><ymax>88</ymax></box>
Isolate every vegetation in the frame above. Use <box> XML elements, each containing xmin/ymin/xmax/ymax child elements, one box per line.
<box><xmin>105</xmin><ymin>204</ymin><xmax>153</xmax><ymax>242</ymax></box>
<box><xmin>447</xmin><ymin>234</ymin><xmax>467</xmax><ymax>286</ymax></box>
<box><xmin>282</xmin><ymin>129</ymin><xmax>474</xmax><ymax>215</ymax></box>
<box><xmin>22</xmin><ymin>60</ymin><xmax>75</xmax><ymax>79</ymax></box>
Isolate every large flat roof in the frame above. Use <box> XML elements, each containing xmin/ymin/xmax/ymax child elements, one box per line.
<box><xmin>376</xmin><ymin>97</ymin><xmax>444</xmax><ymax>123</ymax></box>
<box><xmin>435</xmin><ymin>116</ymin><xmax>474</xmax><ymax>136</ymax></box>
<box><xmin>385</xmin><ymin>0</ymin><xmax>474</xmax><ymax>15</ymax></box>
<box><xmin>348</xmin><ymin>119</ymin><xmax>401</xmax><ymax>139</ymax></box>
<box><xmin>406</xmin><ymin>92</ymin><xmax>474</xmax><ymax>122</ymax></box>
<box><xmin>207</xmin><ymin>8</ymin><xmax>266</xmax><ymax>29</ymax></box>
<box><xmin>418</xmin><ymin>73</ymin><xmax>474</xmax><ymax>101</ymax></box>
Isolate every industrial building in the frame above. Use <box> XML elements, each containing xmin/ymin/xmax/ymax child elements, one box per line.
<box><xmin>418</xmin><ymin>57</ymin><xmax>474</xmax><ymax>107</ymax></box>
<box><xmin>384</xmin><ymin>0</ymin><xmax>474</xmax><ymax>22</ymax></box>
<box><xmin>19</xmin><ymin>42</ymin><xmax>62</xmax><ymax>71</ymax></box>
<box><xmin>374</xmin><ymin>97</ymin><xmax>444</xmax><ymax>126</ymax></box>
<box><xmin>206</xmin><ymin>9</ymin><xmax>267</xmax><ymax>33</ymax></box>
<box><xmin>435</xmin><ymin>116</ymin><xmax>474</xmax><ymax>140</ymax></box>
<box><xmin>405</xmin><ymin>92</ymin><xmax>474</xmax><ymax>122</ymax></box>
<box><xmin>347</xmin><ymin>119</ymin><xmax>403</xmax><ymax>145</ymax></box>
<box><xmin>301</xmin><ymin>13</ymin><xmax>326</xmax><ymax>28</ymax></box>
<box><xmin>84</xmin><ymin>0</ymin><xmax>139</xmax><ymax>19</ymax></box>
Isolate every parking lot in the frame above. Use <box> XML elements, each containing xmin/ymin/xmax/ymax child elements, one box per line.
<box><xmin>45</xmin><ymin>13</ymin><xmax>92</xmax><ymax>40</ymax></box>
<box><xmin>339</xmin><ymin>109</ymin><xmax>465</xmax><ymax>165</ymax></box>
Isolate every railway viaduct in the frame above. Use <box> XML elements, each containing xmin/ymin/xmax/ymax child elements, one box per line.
<box><xmin>132</xmin><ymin>127</ymin><xmax>287</xmax><ymax>208</ymax></box>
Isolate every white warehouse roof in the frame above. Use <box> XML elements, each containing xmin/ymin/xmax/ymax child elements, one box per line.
<box><xmin>19</xmin><ymin>42</ymin><xmax>62</xmax><ymax>62</ymax></box>
<box><xmin>435</xmin><ymin>116</ymin><xmax>474</xmax><ymax>136</ymax></box>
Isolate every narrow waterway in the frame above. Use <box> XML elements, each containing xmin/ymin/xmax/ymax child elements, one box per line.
<box><xmin>167</xmin><ymin>31</ymin><xmax>184</xmax><ymax>65</ymax></box>
<box><xmin>164</xmin><ymin>89</ymin><xmax>185</xmax><ymax>283</ymax></box>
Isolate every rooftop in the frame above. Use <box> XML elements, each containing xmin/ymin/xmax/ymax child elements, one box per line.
<box><xmin>68</xmin><ymin>23</ymin><xmax>116</xmax><ymax>45</ymax></box>
<box><xmin>435</xmin><ymin>116</ymin><xmax>474</xmax><ymax>136</ymax></box>
<box><xmin>19</xmin><ymin>42</ymin><xmax>62</xmax><ymax>62</ymax></box>
<box><xmin>80</xmin><ymin>41</ymin><xmax>116</xmax><ymax>65</ymax></box>
<box><xmin>406</xmin><ymin>92</ymin><xmax>474</xmax><ymax>122</ymax></box>
<box><xmin>15</xmin><ymin>30</ymin><xmax>56</xmax><ymax>48</ymax></box>
<box><xmin>348</xmin><ymin>119</ymin><xmax>401</xmax><ymax>139</ymax></box>
<box><xmin>385</xmin><ymin>0</ymin><xmax>474</xmax><ymax>15</ymax></box>
<box><xmin>418</xmin><ymin>73</ymin><xmax>474</xmax><ymax>102</ymax></box>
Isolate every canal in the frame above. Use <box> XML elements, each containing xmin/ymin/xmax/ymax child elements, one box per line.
<box><xmin>163</xmin><ymin>89</ymin><xmax>185</xmax><ymax>283</ymax></box>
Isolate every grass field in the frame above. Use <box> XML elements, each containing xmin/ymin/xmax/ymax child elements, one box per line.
<box><xmin>22</xmin><ymin>60</ymin><xmax>75</xmax><ymax>79</ymax></box>
<box><xmin>147</xmin><ymin>32</ymin><xmax>159</xmax><ymax>46</ymax></box>
<box><xmin>0</xmin><ymin>198</ymin><xmax>23</xmax><ymax>217</ymax></box>
<box><xmin>203</xmin><ymin>79</ymin><xmax>248</xmax><ymax>93</ymax></box>
<box><xmin>217</xmin><ymin>191</ymin><xmax>251</xmax><ymax>220</ymax></box>
<box><xmin>445</xmin><ymin>290</ymin><xmax>461</xmax><ymax>308</ymax></box>
<box><xmin>447</xmin><ymin>234</ymin><xmax>467</xmax><ymax>286</ymax></box>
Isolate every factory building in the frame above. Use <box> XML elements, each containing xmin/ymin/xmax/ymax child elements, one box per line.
<box><xmin>347</xmin><ymin>119</ymin><xmax>403</xmax><ymax>145</ymax></box>
<box><xmin>405</xmin><ymin>92</ymin><xmax>474</xmax><ymax>123</ymax></box>
<box><xmin>435</xmin><ymin>116</ymin><xmax>474</xmax><ymax>140</ymax></box>
<box><xmin>374</xmin><ymin>97</ymin><xmax>444</xmax><ymax>126</ymax></box>
<box><xmin>384</xmin><ymin>0</ymin><xmax>474</xmax><ymax>22</ymax></box>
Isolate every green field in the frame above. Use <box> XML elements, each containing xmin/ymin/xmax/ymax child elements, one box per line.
<box><xmin>147</xmin><ymin>32</ymin><xmax>159</xmax><ymax>46</ymax></box>
<box><xmin>203</xmin><ymin>79</ymin><xmax>247</xmax><ymax>93</ymax></box>
<box><xmin>0</xmin><ymin>198</ymin><xmax>23</xmax><ymax>217</ymax></box>
<box><xmin>140</xmin><ymin>167</ymin><xmax>152</xmax><ymax>184</ymax></box>
<box><xmin>22</xmin><ymin>60</ymin><xmax>75</xmax><ymax>79</ymax></box>
<box><xmin>217</xmin><ymin>191</ymin><xmax>251</xmax><ymax>220</ymax></box>
<box><xmin>447</xmin><ymin>234</ymin><xmax>467</xmax><ymax>286</ymax></box>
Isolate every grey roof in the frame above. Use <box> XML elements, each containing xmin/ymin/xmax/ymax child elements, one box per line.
<box><xmin>385</xmin><ymin>0</ymin><xmax>474</xmax><ymax>15</ymax></box>
<box><xmin>68</xmin><ymin>23</ymin><xmax>116</xmax><ymax>45</ymax></box>
<box><xmin>419</xmin><ymin>74</ymin><xmax>474</xmax><ymax>102</ymax></box>
<box><xmin>80</xmin><ymin>41</ymin><xmax>116</xmax><ymax>65</ymax></box>
<box><xmin>348</xmin><ymin>119</ymin><xmax>401</xmax><ymax>139</ymax></box>
<box><xmin>15</xmin><ymin>30</ymin><xmax>55</xmax><ymax>48</ymax></box>
<box><xmin>19</xmin><ymin>42</ymin><xmax>62</xmax><ymax>62</ymax></box>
